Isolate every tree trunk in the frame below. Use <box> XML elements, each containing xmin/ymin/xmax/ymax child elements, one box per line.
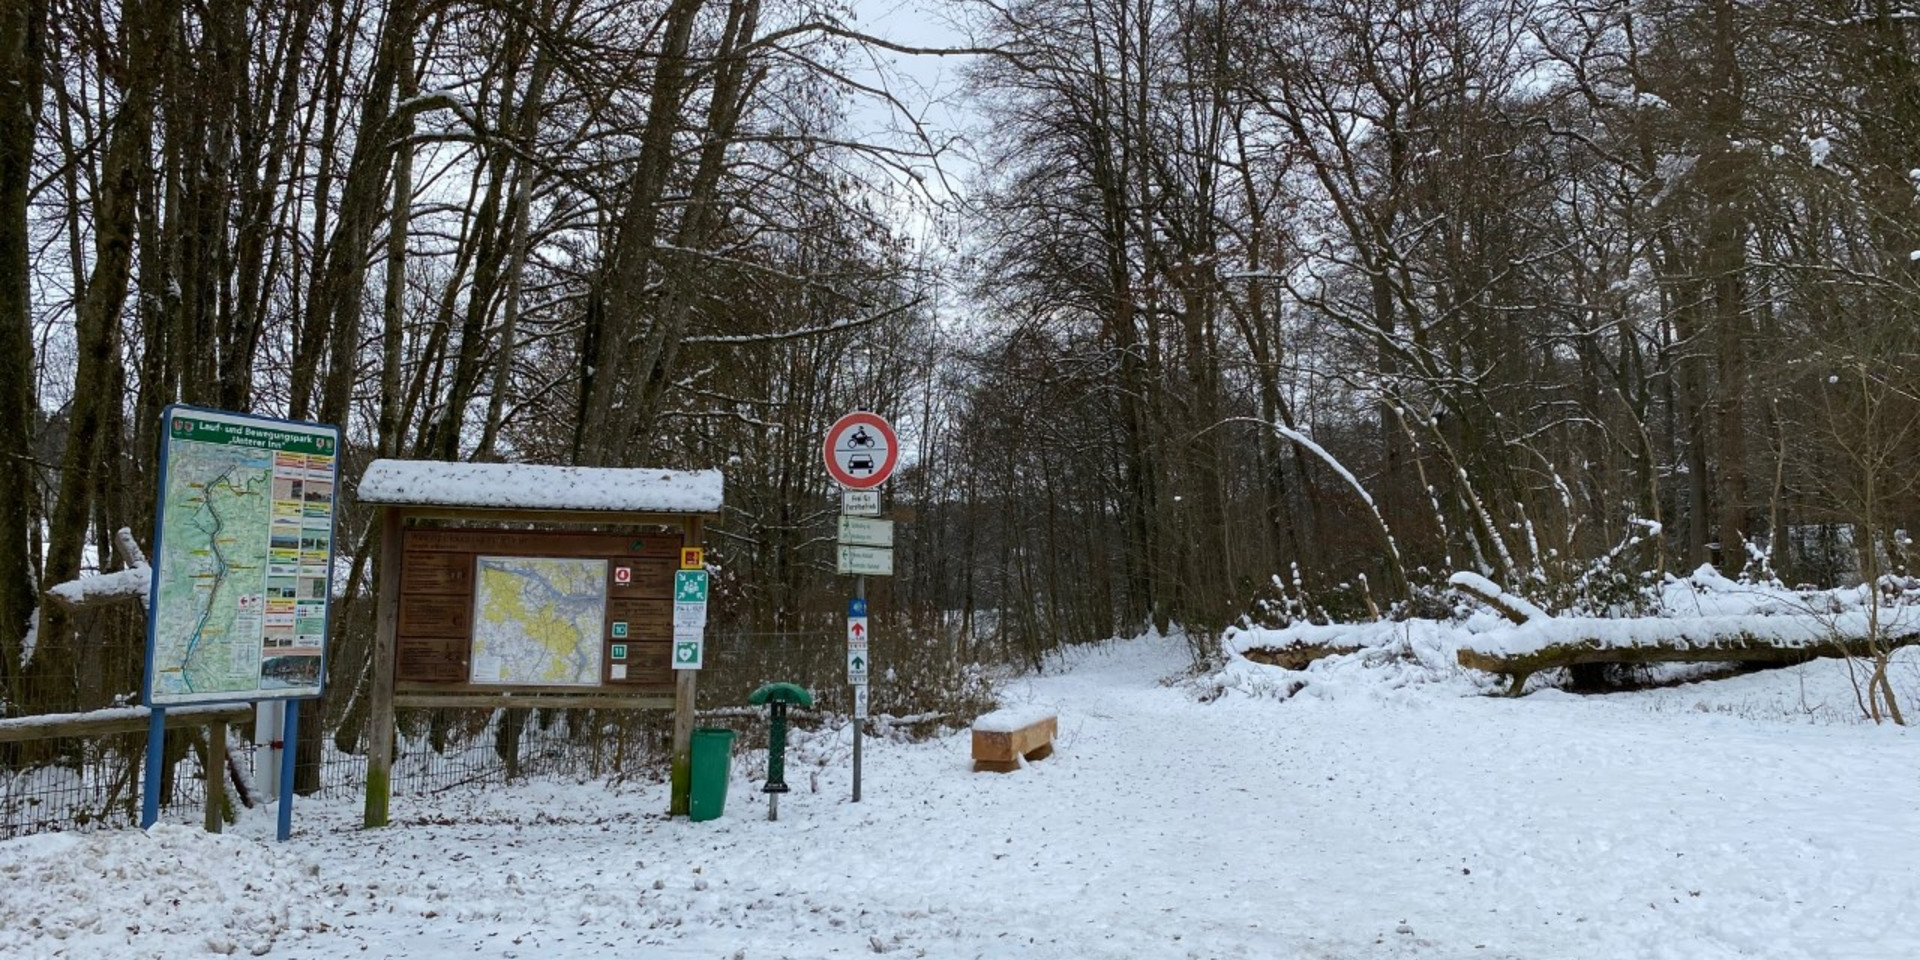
<box><xmin>0</xmin><ymin>0</ymin><xmax>45</xmax><ymax>700</ymax></box>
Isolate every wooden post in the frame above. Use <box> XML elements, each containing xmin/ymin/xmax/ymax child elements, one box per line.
<box><xmin>204</xmin><ymin>720</ymin><xmax>226</xmax><ymax>833</ymax></box>
<box><xmin>364</xmin><ymin>506</ymin><xmax>403</xmax><ymax>827</ymax></box>
<box><xmin>669</xmin><ymin>517</ymin><xmax>701</xmax><ymax>816</ymax></box>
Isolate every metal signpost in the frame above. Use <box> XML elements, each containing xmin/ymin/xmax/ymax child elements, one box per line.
<box><xmin>142</xmin><ymin>406</ymin><xmax>342</xmax><ymax>841</ymax></box>
<box><xmin>823</xmin><ymin>411</ymin><xmax>898</xmax><ymax>803</ymax></box>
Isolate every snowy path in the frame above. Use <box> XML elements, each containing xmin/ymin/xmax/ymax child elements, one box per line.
<box><xmin>6</xmin><ymin>635</ymin><xmax>1919</xmax><ymax>959</ymax></box>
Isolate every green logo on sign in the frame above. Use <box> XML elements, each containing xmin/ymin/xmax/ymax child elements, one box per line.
<box><xmin>673</xmin><ymin>570</ymin><xmax>709</xmax><ymax>603</ymax></box>
<box><xmin>611</xmin><ymin>643</ymin><xmax>628</xmax><ymax>660</ymax></box>
<box><xmin>611</xmin><ymin>621</ymin><xmax>628</xmax><ymax>639</ymax></box>
<box><xmin>673</xmin><ymin>640</ymin><xmax>702</xmax><ymax>667</ymax></box>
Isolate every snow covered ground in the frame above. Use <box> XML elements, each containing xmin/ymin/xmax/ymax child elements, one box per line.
<box><xmin>5</xmin><ymin>634</ymin><xmax>1918</xmax><ymax>960</ymax></box>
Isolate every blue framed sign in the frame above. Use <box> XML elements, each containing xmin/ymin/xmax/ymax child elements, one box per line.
<box><xmin>142</xmin><ymin>405</ymin><xmax>341</xmax><ymax>705</ymax></box>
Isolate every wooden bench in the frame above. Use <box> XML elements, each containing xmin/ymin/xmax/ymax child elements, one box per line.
<box><xmin>971</xmin><ymin>707</ymin><xmax>1057</xmax><ymax>772</ymax></box>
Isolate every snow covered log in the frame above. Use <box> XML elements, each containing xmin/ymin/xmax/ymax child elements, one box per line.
<box><xmin>1458</xmin><ymin>630</ymin><xmax>1920</xmax><ymax>696</ymax></box>
<box><xmin>1239</xmin><ymin>643</ymin><xmax>1361</xmax><ymax>670</ymax></box>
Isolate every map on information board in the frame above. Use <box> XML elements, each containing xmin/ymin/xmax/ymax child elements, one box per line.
<box><xmin>470</xmin><ymin>557</ymin><xmax>606</xmax><ymax>686</ymax></box>
<box><xmin>146</xmin><ymin>406</ymin><xmax>339</xmax><ymax>705</ymax></box>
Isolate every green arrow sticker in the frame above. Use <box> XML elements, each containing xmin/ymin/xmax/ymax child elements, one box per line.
<box><xmin>674</xmin><ymin>570</ymin><xmax>709</xmax><ymax>603</ymax></box>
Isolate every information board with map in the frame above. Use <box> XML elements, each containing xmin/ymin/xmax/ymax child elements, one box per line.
<box><xmin>393</xmin><ymin>530</ymin><xmax>682</xmax><ymax>689</ymax></box>
<box><xmin>470</xmin><ymin>557</ymin><xmax>606</xmax><ymax>685</ymax></box>
<box><xmin>145</xmin><ymin>406</ymin><xmax>340</xmax><ymax>705</ymax></box>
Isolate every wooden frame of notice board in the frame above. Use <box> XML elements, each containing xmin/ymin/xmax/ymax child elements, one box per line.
<box><xmin>360</xmin><ymin>500</ymin><xmax>712</xmax><ymax>828</ymax></box>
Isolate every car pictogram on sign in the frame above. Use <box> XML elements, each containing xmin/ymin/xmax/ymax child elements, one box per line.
<box><xmin>823</xmin><ymin>411</ymin><xmax>898</xmax><ymax>489</ymax></box>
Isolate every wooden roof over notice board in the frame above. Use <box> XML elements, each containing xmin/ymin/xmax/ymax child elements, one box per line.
<box><xmin>357</xmin><ymin>460</ymin><xmax>723</xmax><ymax>515</ymax></box>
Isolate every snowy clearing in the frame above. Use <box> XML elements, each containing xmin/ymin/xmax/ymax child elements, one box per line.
<box><xmin>5</xmin><ymin>634</ymin><xmax>1918</xmax><ymax>960</ymax></box>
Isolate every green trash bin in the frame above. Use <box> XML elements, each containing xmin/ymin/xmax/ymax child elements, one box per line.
<box><xmin>689</xmin><ymin>728</ymin><xmax>737</xmax><ymax>822</ymax></box>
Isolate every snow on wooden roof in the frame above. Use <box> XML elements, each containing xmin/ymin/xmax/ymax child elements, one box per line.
<box><xmin>357</xmin><ymin>459</ymin><xmax>723</xmax><ymax>514</ymax></box>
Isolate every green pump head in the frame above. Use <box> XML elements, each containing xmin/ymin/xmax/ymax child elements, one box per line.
<box><xmin>749</xmin><ymin>682</ymin><xmax>813</xmax><ymax>708</ymax></box>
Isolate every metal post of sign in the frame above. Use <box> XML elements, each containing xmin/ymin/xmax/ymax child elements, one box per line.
<box><xmin>254</xmin><ymin>702</ymin><xmax>282</xmax><ymax>798</ymax></box>
<box><xmin>277</xmin><ymin>701</ymin><xmax>299</xmax><ymax>841</ymax></box>
<box><xmin>825</xmin><ymin>409</ymin><xmax>893</xmax><ymax>807</ymax></box>
<box><xmin>140</xmin><ymin>707</ymin><xmax>166</xmax><ymax>828</ymax></box>
<box><xmin>853</xmin><ymin>574</ymin><xmax>865</xmax><ymax>803</ymax></box>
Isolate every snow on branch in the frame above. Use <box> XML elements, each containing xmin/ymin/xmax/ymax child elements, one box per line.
<box><xmin>1448</xmin><ymin>571</ymin><xmax>1548</xmax><ymax>624</ymax></box>
<box><xmin>43</xmin><ymin>528</ymin><xmax>152</xmax><ymax>612</ymax></box>
<box><xmin>45</xmin><ymin>566</ymin><xmax>152</xmax><ymax>610</ymax></box>
<box><xmin>681</xmin><ymin>297</ymin><xmax>925</xmax><ymax>346</ymax></box>
<box><xmin>1228</xmin><ymin>417</ymin><xmax>1405</xmax><ymax>591</ymax></box>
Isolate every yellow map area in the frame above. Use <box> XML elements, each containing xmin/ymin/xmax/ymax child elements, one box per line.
<box><xmin>469</xmin><ymin>556</ymin><xmax>605</xmax><ymax>686</ymax></box>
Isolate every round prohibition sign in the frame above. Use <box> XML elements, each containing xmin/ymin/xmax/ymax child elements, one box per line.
<box><xmin>823</xmin><ymin>411</ymin><xmax>899</xmax><ymax>489</ymax></box>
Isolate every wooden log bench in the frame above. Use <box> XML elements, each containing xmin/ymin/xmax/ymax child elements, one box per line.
<box><xmin>971</xmin><ymin>707</ymin><xmax>1057</xmax><ymax>772</ymax></box>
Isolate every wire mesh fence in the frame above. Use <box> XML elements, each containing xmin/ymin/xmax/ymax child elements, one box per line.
<box><xmin>3</xmin><ymin>624</ymin><xmax>994</xmax><ymax>840</ymax></box>
<box><xmin>1</xmin><ymin>727</ymin><xmax>222</xmax><ymax>841</ymax></box>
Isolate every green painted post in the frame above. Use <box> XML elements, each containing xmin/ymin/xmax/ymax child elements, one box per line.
<box><xmin>749</xmin><ymin>683</ymin><xmax>811</xmax><ymax>822</ymax></box>
<box><xmin>765</xmin><ymin>702</ymin><xmax>789</xmax><ymax>821</ymax></box>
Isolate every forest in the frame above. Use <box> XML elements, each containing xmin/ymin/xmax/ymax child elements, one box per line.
<box><xmin>4</xmin><ymin>0</ymin><xmax>1919</xmax><ymax>741</ymax></box>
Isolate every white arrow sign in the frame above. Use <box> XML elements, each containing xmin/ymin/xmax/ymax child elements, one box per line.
<box><xmin>838</xmin><ymin>516</ymin><xmax>894</xmax><ymax>548</ymax></box>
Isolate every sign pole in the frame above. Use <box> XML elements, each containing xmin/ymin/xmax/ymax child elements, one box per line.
<box><xmin>853</xmin><ymin>573</ymin><xmax>865</xmax><ymax>803</ymax></box>
<box><xmin>141</xmin><ymin>707</ymin><xmax>165</xmax><ymax>828</ymax></box>
<box><xmin>277</xmin><ymin>700</ymin><xmax>298</xmax><ymax>841</ymax></box>
<box><xmin>824</xmin><ymin>410</ymin><xmax>893</xmax><ymax>806</ymax></box>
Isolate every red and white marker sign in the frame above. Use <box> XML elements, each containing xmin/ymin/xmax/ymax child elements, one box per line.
<box><xmin>823</xmin><ymin>411</ymin><xmax>898</xmax><ymax>490</ymax></box>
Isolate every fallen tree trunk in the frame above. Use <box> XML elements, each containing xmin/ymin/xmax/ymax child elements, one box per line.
<box><xmin>1459</xmin><ymin>631</ymin><xmax>1920</xmax><ymax>696</ymax></box>
<box><xmin>1239</xmin><ymin>643</ymin><xmax>1361</xmax><ymax>670</ymax></box>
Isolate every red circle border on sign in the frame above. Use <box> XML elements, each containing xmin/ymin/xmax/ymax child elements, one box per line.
<box><xmin>823</xmin><ymin>411</ymin><xmax>899</xmax><ymax>489</ymax></box>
